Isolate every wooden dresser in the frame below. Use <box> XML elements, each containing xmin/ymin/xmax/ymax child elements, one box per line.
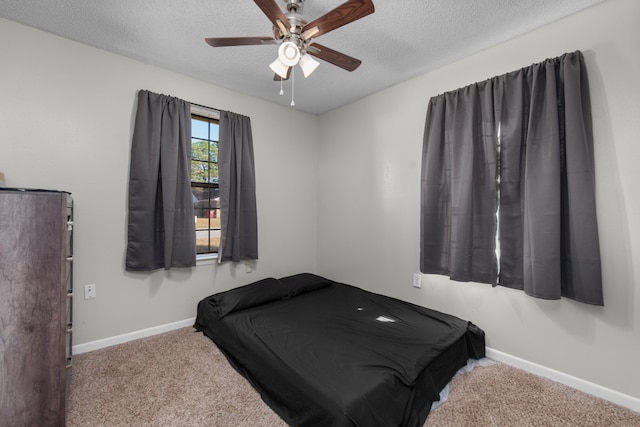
<box><xmin>0</xmin><ymin>189</ymin><xmax>73</xmax><ymax>426</ymax></box>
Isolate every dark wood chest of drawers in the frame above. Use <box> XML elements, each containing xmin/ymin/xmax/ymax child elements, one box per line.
<box><xmin>0</xmin><ymin>189</ymin><xmax>73</xmax><ymax>426</ymax></box>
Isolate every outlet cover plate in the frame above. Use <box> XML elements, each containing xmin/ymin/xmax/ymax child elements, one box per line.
<box><xmin>84</xmin><ymin>284</ymin><xmax>96</xmax><ymax>300</ymax></box>
<box><xmin>413</xmin><ymin>273</ymin><xmax>422</xmax><ymax>288</ymax></box>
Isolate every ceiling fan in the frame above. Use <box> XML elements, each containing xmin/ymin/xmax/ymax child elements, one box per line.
<box><xmin>204</xmin><ymin>0</ymin><xmax>375</xmax><ymax>80</ymax></box>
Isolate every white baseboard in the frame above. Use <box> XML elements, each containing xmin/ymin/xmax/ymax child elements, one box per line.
<box><xmin>72</xmin><ymin>317</ymin><xmax>195</xmax><ymax>355</ymax></box>
<box><xmin>486</xmin><ymin>347</ymin><xmax>640</xmax><ymax>414</ymax></box>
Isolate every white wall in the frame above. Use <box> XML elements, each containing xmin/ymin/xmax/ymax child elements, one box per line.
<box><xmin>317</xmin><ymin>0</ymin><xmax>640</xmax><ymax>400</ymax></box>
<box><xmin>0</xmin><ymin>17</ymin><xmax>319</xmax><ymax>345</ymax></box>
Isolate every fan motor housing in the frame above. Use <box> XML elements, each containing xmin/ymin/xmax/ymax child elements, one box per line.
<box><xmin>285</xmin><ymin>0</ymin><xmax>305</xmax><ymax>13</ymax></box>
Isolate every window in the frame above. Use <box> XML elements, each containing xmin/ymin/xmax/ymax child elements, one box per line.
<box><xmin>191</xmin><ymin>112</ymin><xmax>220</xmax><ymax>256</ymax></box>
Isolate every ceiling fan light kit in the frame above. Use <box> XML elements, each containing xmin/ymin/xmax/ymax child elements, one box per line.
<box><xmin>299</xmin><ymin>54</ymin><xmax>320</xmax><ymax>78</ymax></box>
<box><xmin>270</xmin><ymin>41</ymin><xmax>320</xmax><ymax>79</ymax></box>
<box><xmin>278</xmin><ymin>41</ymin><xmax>300</xmax><ymax>66</ymax></box>
<box><xmin>269</xmin><ymin>57</ymin><xmax>290</xmax><ymax>79</ymax></box>
<box><xmin>205</xmin><ymin>0</ymin><xmax>375</xmax><ymax>105</ymax></box>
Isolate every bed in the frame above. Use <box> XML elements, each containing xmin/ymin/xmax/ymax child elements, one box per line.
<box><xmin>194</xmin><ymin>273</ymin><xmax>485</xmax><ymax>427</ymax></box>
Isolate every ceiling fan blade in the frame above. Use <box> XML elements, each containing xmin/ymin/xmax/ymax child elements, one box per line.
<box><xmin>306</xmin><ymin>43</ymin><xmax>361</xmax><ymax>72</ymax></box>
<box><xmin>302</xmin><ymin>0</ymin><xmax>374</xmax><ymax>39</ymax></box>
<box><xmin>254</xmin><ymin>0</ymin><xmax>290</xmax><ymax>31</ymax></box>
<box><xmin>205</xmin><ymin>37</ymin><xmax>277</xmax><ymax>47</ymax></box>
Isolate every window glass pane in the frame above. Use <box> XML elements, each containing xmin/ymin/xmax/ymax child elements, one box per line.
<box><xmin>191</xmin><ymin>160</ymin><xmax>210</xmax><ymax>183</ymax></box>
<box><xmin>192</xmin><ymin>186</ymin><xmax>208</xmax><ymax>219</ymax></box>
<box><xmin>209</xmin><ymin>141</ymin><xmax>218</xmax><ymax>162</ymax></box>
<box><xmin>208</xmin><ymin>163</ymin><xmax>219</xmax><ymax>183</ymax></box>
<box><xmin>192</xmin><ymin>139</ymin><xmax>211</xmax><ymax>161</ymax></box>
<box><xmin>210</xmin><ymin>123</ymin><xmax>219</xmax><ymax>141</ymax></box>
<box><xmin>191</xmin><ymin>117</ymin><xmax>209</xmax><ymax>139</ymax></box>
<box><xmin>193</xmin><ymin>187</ymin><xmax>221</xmax><ymax>254</ymax></box>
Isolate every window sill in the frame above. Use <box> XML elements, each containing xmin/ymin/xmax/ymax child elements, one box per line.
<box><xmin>196</xmin><ymin>253</ymin><xmax>218</xmax><ymax>264</ymax></box>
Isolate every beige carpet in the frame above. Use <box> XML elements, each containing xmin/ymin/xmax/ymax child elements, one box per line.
<box><xmin>68</xmin><ymin>327</ymin><xmax>640</xmax><ymax>426</ymax></box>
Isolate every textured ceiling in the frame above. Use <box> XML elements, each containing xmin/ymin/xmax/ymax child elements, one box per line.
<box><xmin>0</xmin><ymin>0</ymin><xmax>603</xmax><ymax>115</ymax></box>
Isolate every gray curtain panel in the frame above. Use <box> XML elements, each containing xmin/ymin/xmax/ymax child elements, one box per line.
<box><xmin>420</xmin><ymin>51</ymin><xmax>603</xmax><ymax>305</ymax></box>
<box><xmin>420</xmin><ymin>81</ymin><xmax>499</xmax><ymax>285</ymax></box>
<box><xmin>126</xmin><ymin>90</ymin><xmax>196</xmax><ymax>271</ymax></box>
<box><xmin>218</xmin><ymin>111</ymin><xmax>258</xmax><ymax>262</ymax></box>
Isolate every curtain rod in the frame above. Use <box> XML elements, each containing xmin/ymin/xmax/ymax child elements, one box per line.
<box><xmin>191</xmin><ymin>102</ymin><xmax>222</xmax><ymax>113</ymax></box>
<box><xmin>140</xmin><ymin>90</ymin><xmax>222</xmax><ymax>112</ymax></box>
<box><xmin>190</xmin><ymin>101</ymin><xmax>246</xmax><ymax>119</ymax></box>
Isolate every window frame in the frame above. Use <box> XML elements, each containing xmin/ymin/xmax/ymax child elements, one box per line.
<box><xmin>190</xmin><ymin>105</ymin><xmax>221</xmax><ymax>261</ymax></box>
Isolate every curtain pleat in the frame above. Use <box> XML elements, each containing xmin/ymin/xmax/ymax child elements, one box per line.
<box><xmin>420</xmin><ymin>51</ymin><xmax>603</xmax><ymax>305</ymax></box>
<box><xmin>126</xmin><ymin>90</ymin><xmax>196</xmax><ymax>271</ymax></box>
<box><xmin>559</xmin><ymin>54</ymin><xmax>602</xmax><ymax>303</ymax></box>
<box><xmin>218</xmin><ymin>111</ymin><xmax>258</xmax><ymax>262</ymax></box>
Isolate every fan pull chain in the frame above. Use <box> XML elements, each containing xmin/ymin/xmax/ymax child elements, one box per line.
<box><xmin>290</xmin><ymin>67</ymin><xmax>295</xmax><ymax>107</ymax></box>
<box><xmin>279</xmin><ymin>76</ymin><xmax>284</xmax><ymax>96</ymax></box>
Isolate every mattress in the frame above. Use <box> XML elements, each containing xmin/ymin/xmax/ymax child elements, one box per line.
<box><xmin>195</xmin><ymin>273</ymin><xmax>485</xmax><ymax>426</ymax></box>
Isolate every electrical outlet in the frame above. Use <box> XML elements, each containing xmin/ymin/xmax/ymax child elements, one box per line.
<box><xmin>412</xmin><ymin>273</ymin><xmax>422</xmax><ymax>288</ymax></box>
<box><xmin>84</xmin><ymin>284</ymin><xmax>96</xmax><ymax>300</ymax></box>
